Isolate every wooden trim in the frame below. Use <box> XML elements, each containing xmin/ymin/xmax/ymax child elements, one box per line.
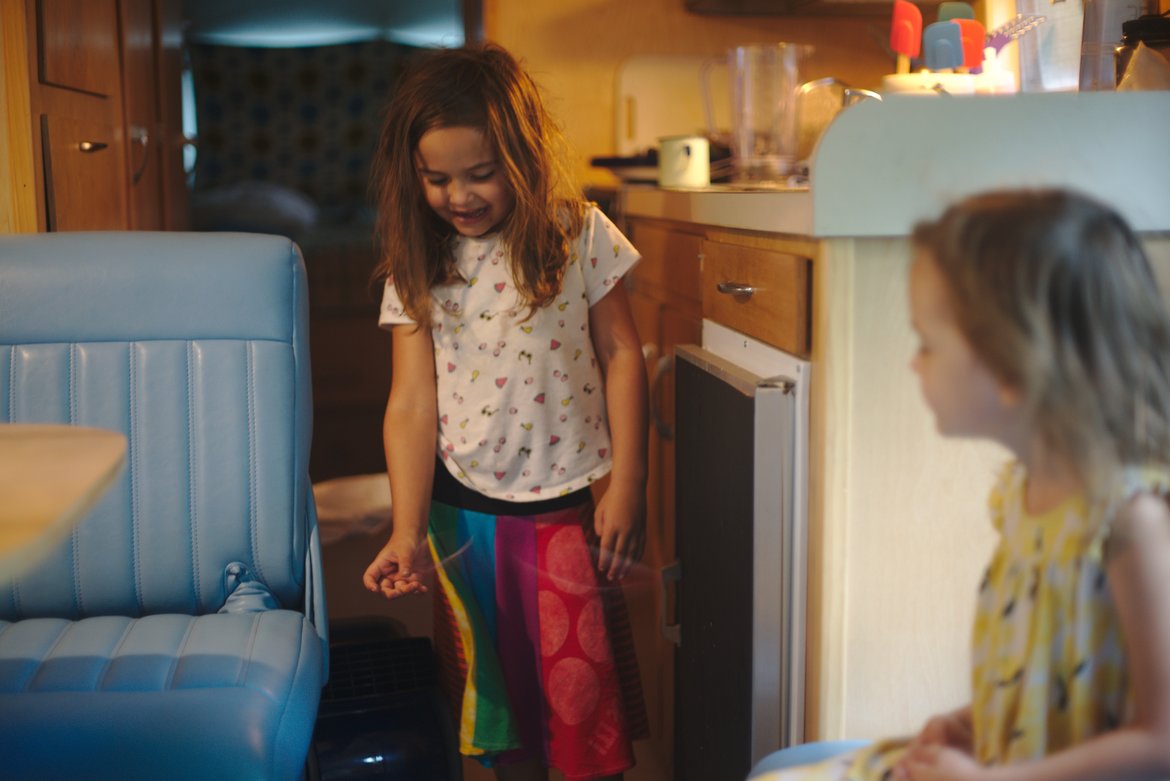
<box><xmin>1</xmin><ymin>0</ymin><xmax>39</xmax><ymax>233</ymax></box>
<box><xmin>804</xmin><ymin>236</ymin><xmax>855</xmax><ymax>739</ymax></box>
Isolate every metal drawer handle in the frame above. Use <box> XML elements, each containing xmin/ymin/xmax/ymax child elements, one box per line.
<box><xmin>717</xmin><ymin>281</ymin><xmax>756</xmax><ymax>298</ymax></box>
<box><xmin>78</xmin><ymin>141</ymin><xmax>108</xmax><ymax>153</ymax></box>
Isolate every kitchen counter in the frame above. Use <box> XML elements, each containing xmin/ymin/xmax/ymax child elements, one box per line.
<box><xmin>624</xmin><ymin>92</ymin><xmax>1170</xmax><ymax>239</ymax></box>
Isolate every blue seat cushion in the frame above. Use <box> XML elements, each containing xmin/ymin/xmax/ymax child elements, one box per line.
<box><xmin>0</xmin><ymin>611</ymin><xmax>323</xmax><ymax>780</ymax></box>
<box><xmin>748</xmin><ymin>740</ymin><xmax>872</xmax><ymax>777</ymax></box>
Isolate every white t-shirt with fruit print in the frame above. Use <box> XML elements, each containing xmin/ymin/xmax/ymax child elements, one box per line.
<box><xmin>379</xmin><ymin>205</ymin><xmax>641</xmax><ymax>502</ymax></box>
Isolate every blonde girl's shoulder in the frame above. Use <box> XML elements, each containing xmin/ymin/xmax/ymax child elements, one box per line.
<box><xmin>1104</xmin><ymin>465</ymin><xmax>1170</xmax><ymax>558</ymax></box>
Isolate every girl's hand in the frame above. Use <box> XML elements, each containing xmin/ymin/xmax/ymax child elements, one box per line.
<box><xmin>362</xmin><ymin>531</ymin><xmax>430</xmax><ymax>600</ymax></box>
<box><xmin>594</xmin><ymin>477</ymin><xmax>646</xmax><ymax>581</ymax></box>
<box><xmin>913</xmin><ymin>707</ymin><xmax>974</xmax><ymax>752</ymax></box>
<box><xmin>895</xmin><ymin>744</ymin><xmax>985</xmax><ymax>781</ymax></box>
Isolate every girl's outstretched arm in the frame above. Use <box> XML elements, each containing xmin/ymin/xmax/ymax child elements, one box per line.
<box><xmin>903</xmin><ymin>491</ymin><xmax>1170</xmax><ymax>781</ymax></box>
<box><xmin>363</xmin><ymin>323</ymin><xmax>438</xmax><ymax>600</ymax></box>
<box><xmin>588</xmin><ymin>279</ymin><xmax>649</xmax><ymax>581</ymax></box>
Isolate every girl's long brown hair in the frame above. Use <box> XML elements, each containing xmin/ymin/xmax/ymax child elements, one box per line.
<box><xmin>913</xmin><ymin>189</ymin><xmax>1170</xmax><ymax>491</ymax></box>
<box><xmin>371</xmin><ymin>43</ymin><xmax>585</xmax><ymax>328</ymax></box>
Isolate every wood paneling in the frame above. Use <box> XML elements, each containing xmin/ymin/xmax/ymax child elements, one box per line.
<box><xmin>1</xmin><ymin>0</ymin><xmax>38</xmax><ymax>233</ymax></box>
<box><xmin>37</xmin><ymin>0</ymin><xmax>119</xmax><ymax>96</ymax></box>
<box><xmin>41</xmin><ymin>113</ymin><xmax>126</xmax><ymax>230</ymax></box>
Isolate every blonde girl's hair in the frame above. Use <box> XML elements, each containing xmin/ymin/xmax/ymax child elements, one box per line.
<box><xmin>912</xmin><ymin>189</ymin><xmax>1170</xmax><ymax>491</ymax></box>
<box><xmin>371</xmin><ymin>43</ymin><xmax>586</xmax><ymax>328</ymax></box>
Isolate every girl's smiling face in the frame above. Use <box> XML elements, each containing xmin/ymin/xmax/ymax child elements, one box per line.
<box><xmin>416</xmin><ymin>126</ymin><xmax>514</xmax><ymax>238</ymax></box>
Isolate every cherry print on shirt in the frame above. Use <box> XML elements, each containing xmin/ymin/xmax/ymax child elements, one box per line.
<box><xmin>519</xmin><ymin>447</ymin><xmax>532</xmax><ymax>459</ymax></box>
<box><xmin>551</xmin><ymin>339</ymin><xmax>562</xmax><ymax>350</ymax></box>
<box><xmin>583</xmin><ymin>383</ymin><xmax>596</xmax><ymax>394</ymax></box>
<box><xmin>535</xmin><ymin>393</ymin><xmax>546</xmax><ymax>404</ymax></box>
<box><xmin>494</xmin><ymin>471</ymin><xmax>506</xmax><ymax>480</ymax></box>
<box><xmin>590</xmin><ymin>257</ymin><xmax>598</xmax><ymax>268</ymax></box>
<box><xmin>508</xmin><ymin>406</ymin><xmax>518</xmax><ymax>415</ymax></box>
<box><xmin>550</xmin><ymin>435</ymin><xmax>561</xmax><ymax>445</ymax></box>
<box><xmin>559</xmin><ymin>414</ymin><xmax>567</xmax><ymax>423</ymax></box>
<box><xmin>531</xmin><ymin>486</ymin><xmax>541</xmax><ymax>494</ymax></box>
<box><xmin>548</xmin><ymin>659</ymin><xmax>601</xmax><ymax>727</ymax></box>
<box><xmin>495</xmin><ymin>377</ymin><xmax>507</xmax><ymax>388</ymax></box>
<box><xmin>519</xmin><ymin>350</ymin><xmax>533</xmax><ymax>364</ymax></box>
<box><xmin>524</xmin><ymin>377</ymin><xmax>534</xmax><ymax>385</ymax></box>
<box><xmin>447</xmin><ymin>362</ymin><xmax>456</xmax><ymax>372</ymax></box>
<box><xmin>441</xmin><ymin>414</ymin><xmax>449</xmax><ymax>424</ymax></box>
<box><xmin>494</xmin><ymin>282</ymin><xmax>506</xmax><ymax>292</ymax></box>
<box><xmin>598</xmin><ymin>448</ymin><xmax>608</xmax><ymax>459</ymax></box>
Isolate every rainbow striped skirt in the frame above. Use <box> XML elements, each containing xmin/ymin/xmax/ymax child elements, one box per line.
<box><xmin>427</xmin><ymin>497</ymin><xmax>648</xmax><ymax>780</ymax></box>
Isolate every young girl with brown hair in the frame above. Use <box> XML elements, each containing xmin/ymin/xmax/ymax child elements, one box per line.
<box><xmin>361</xmin><ymin>43</ymin><xmax>649</xmax><ymax>781</ymax></box>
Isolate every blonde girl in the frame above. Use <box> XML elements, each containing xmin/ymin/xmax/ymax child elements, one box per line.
<box><xmin>762</xmin><ymin>189</ymin><xmax>1170</xmax><ymax>781</ymax></box>
<box><xmin>361</xmin><ymin>44</ymin><xmax>649</xmax><ymax>781</ymax></box>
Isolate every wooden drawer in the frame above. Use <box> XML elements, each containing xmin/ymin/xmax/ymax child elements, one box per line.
<box><xmin>701</xmin><ymin>239</ymin><xmax>811</xmax><ymax>357</ymax></box>
<box><xmin>628</xmin><ymin>221</ymin><xmax>703</xmax><ymax>304</ymax></box>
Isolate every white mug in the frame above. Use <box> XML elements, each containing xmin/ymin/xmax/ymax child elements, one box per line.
<box><xmin>658</xmin><ymin>135</ymin><xmax>710</xmax><ymax>188</ymax></box>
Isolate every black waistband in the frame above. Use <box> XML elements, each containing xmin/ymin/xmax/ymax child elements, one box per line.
<box><xmin>431</xmin><ymin>457</ymin><xmax>591</xmax><ymax>515</ymax></box>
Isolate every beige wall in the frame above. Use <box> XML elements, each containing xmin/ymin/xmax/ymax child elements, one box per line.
<box><xmin>483</xmin><ymin>0</ymin><xmax>893</xmax><ymax>186</ymax></box>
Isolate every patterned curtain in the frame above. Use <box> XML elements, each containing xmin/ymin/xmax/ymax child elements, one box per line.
<box><xmin>189</xmin><ymin>40</ymin><xmax>421</xmax><ymax>213</ymax></box>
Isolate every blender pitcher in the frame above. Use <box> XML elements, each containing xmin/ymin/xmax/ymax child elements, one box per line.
<box><xmin>702</xmin><ymin>43</ymin><xmax>814</xmax><ymax>182</ymax></box>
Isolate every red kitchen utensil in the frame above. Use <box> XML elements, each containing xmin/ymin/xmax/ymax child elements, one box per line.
<box><xmin>952</xmin><ymin>18</ymin><xmax>987</xmax><ymax>70</ymax></box>
<box><xmin>891</xmin><ymin>0</ymin><xmax>923</xmax><ymax>74</ymax></box>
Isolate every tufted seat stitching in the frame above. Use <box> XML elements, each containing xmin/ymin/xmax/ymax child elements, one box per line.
<box><xmin>165</xmin><ymin>616</ymin><xmax>196</xmax><ymax>691</ymax></box>
<box><xmin>24</xmin><ymin>620</ymin><xmax>70</xmax><ymax>693</ymax></box>
<box><xmin>246</xmin><ymin>341</ymin><xmax>265</xmax><ymax>587</ymax></box>
<box><xmin>186</xmin><ymin>340</ymin><xmax>201</xmax><ymax>612</ymax></box>
<box><xmin>94</xmin><ymin>618</ymin><xmax>135</xmax><ymax>691</ymax></box>
<box><xmin>129</xmin><ymin>341</ymin><xmax>144</xmax><ymax>615</ymax></box>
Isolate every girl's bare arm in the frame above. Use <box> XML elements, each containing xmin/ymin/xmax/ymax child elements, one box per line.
<box><xmin>588</xmin><ymin>279</ymin><xmax>649</xmax><ymax>580</ymax></box>
<box><xmin>363</xmin><ymin>323</ymin><xmax>438</xmax><ymax>599</ymax></box>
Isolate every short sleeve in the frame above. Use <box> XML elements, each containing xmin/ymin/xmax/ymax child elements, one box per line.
<box><xmin>579</xmin><ymin>206</ymin><xmax>641</xmax><ymax>306</ymax></box>
<box><xmin>378</xmin><ymin>276</ymin><xmax>416</xmax><ymax>329</ymax></box>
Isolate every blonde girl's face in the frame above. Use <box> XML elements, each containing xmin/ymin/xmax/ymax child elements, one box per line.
<box><xmin>415</xmin><ymin>126</ymin><xmax>515</xmax><ymax>238</ymax></box>
<box><xmin>909</xmin><ymin>250</ymin><xmax>1022</xmax><ymax>444</ymax></box>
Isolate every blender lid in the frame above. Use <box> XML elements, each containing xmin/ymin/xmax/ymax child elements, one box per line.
<box><xmin>1121</xmin><ymin>13</ymin><xmax>1170</xmax><ymax>44</ymax></box>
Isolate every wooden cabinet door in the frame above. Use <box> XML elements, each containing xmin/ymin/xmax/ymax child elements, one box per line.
<box><xmin>41</xmin><ymin>113</ymin><xmax>126</xmax><ymax>230</ymax></box>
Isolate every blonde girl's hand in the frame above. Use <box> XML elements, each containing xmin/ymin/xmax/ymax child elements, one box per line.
<box><xmin>362</xmin><ymin>531</ymin><xmax>430</xmax><ymax>600</ymax></box>
<box><xmin>593</xmin><ymin>476</ymin><xmax>646</xmax><ymax>581</ymax></box>
<box><xmin>913</xmin><ymin>707</ymin><xmax>974</xmax><ymax>752</ymax></box>
<box><xmin>894</xmin><ymin>743</ymin><xmax>985</xmax><ymax>781</ymax></box>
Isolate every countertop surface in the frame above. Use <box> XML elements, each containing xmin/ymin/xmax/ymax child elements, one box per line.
<box><xmin>622</xmin><ymin>92</ymin><xmax>1170</xmax><ymax>239</ymax></box>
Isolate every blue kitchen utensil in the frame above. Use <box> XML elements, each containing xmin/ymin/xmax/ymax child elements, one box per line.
<box><xmin>938</xmin><ymin>1</ymin><xmax>975</xmax><ymax>21</ymax></box>
<box><xmin>923</xmin><ymin>20</ymin><xmax>965</xmax><ymax>71</ymax></box>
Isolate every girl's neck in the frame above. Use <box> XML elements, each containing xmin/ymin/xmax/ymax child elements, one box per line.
<box><xmin>1021</xmin><ymin>453</ymin><xmax>1083</xmax><ymax>515</ymax></box>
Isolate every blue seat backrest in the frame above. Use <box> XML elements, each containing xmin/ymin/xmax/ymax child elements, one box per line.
<box><xmin>0</xmin><ymin>232</ymin><xmax>314</xmax><ymax>621</ymax></box>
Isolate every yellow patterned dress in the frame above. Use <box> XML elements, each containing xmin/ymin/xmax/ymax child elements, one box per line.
<box><xmin>761</xmin><ymin>461</ymin><xmax>1167</xmax><ymax>781</ymax></box>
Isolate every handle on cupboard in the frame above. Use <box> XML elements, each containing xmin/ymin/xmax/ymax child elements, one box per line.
<box><xmin>78</xmin><ymin>141</ymin><xmax>109</xmax><ymax>153</ymax></box>
<box><xmin>716</xmin><ymin>281</ymin><xmax>756</xmax><ymax>297</ymax></box>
